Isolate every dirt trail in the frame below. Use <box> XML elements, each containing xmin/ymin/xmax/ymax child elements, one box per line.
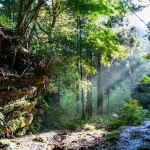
<box><xmin>0</xmin><ymin>129</ymin><xmax>112</xmax><ymax>150</ymax></box>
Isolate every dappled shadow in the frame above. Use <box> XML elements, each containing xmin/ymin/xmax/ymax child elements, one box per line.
<box><xmin>6</xmin><ymin>129</ymin><xmax>117</xmax><ymax>150</ymax></box>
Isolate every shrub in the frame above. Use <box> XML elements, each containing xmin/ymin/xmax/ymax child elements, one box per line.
<box><xmin>121</xmin><ymin>98</ymin><xmax>147</xmax><ymax>126</ymax></box>
<box><xmin>108</xmin><ymin>98</ymin><xmax>147</xmax><ymax>130</ymax></box>
<box><xmin>29</xmin><ymin>116</ymin><xmax>45</xmax><ymax>134</ymax></box>
<box><xmin>108</xmin><ymin>119</ymin><xmax>124</xmax><ymax>130</ymax></box>
<box><xmin>61</xmin><ymin>118</ymin><xmax>85</xmax><ymax>131</ymax></box>
<box><xmin>105</xmin><ymin>130</ymin><xmax>119</xmax><ymax>141</ymax></box>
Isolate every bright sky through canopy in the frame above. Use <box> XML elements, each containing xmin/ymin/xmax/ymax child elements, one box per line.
<box><xmin>128</xmin><ymin>5</ymin><xmax>150</xmax><ymax>30</ymax></box>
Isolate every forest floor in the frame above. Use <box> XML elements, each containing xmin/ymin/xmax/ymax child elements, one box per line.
<box><xmin>0</xmin><ymin>129</ymin><xmax>116</xmax><ymax>150</ymax></box>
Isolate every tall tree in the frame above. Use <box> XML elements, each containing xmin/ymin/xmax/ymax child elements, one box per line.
<box><xmin>87</xmin><ymin>50</ymin><xmax>93</xmax><ymax>117</ymax></box>
<box><xmin>97</xmin><ymin>55</ymin><xmax>103</xmax><ymax>115</ymax></box>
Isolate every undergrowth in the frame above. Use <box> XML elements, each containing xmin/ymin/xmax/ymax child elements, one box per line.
<box><xmin>29</xmin><ymin>98</ymin><xmax>149</xmax><ymax>135</ymax></box>
<box><xmin>108</xmin><ymin>98</ymin><xmax>148</xmax><ymax>130</ymax></box>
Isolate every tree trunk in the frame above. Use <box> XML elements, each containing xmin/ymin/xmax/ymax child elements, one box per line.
<box><xmin>57</xmin><ymin>76</ymin><xmax>60</xmax><ymax>107</ymax></box>
<box><xmin>107</xmin><ymin>88</ymin><xmax>110</xmax><ymax>115</ymax></box>
<box><xmin>81</xmin><ymin>63</ymin><xmax>85</xmax><ymax>120</ymax></box>
<box><xmin>130</xmin><ymin>60</ymin><xmax>134</xmax><ymax>95</ymax></box>
<box><xmin>76</xmin><ymin>16</ymin><xmax>80</xmax><ymax>113</ymax></box>
<box><xmin>17</xmin><ymin>0</ymin><xmax>46</xmax><ymax>41</ymax></box>
<box><xmin>87</xmin><ymin>74</ymin><xmax>92</xmax><ymax>118</ymax></box>
<box><xmin>79</xmin><ymin>16</ymin><xmax>85</xmax><ymax>120</ymax></box>
<box><xmin>97</xmin><ymin>56</ymin><xmax>103</xmax><ymax>115</ymax></box>
<box><xmin>76</xmin><ymin>62</ymin><xmax>80</xmax><ymax>113</ymax></box>
<box><xmin>87</xmin><ymin>51</ymin><xmax>92</xmax><ymax>118</ymax></box>
<box><xmin>81</xmin><ymin>89</ymin><xmax>85</xmax><ymax>120</ymax></box>
<box><xmin>129</xmin><ymin>48</ymin><xmax>134</xmax><ymax>96</ymax></box>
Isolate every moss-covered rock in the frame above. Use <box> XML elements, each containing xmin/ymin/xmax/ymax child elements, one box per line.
<box><xmin>0</xmin><ymin>82</ymin><xmax>44</xmax><ymax>135</ymax></box>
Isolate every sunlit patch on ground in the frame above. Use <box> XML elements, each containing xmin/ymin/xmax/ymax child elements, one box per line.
<box><xmin>7</xmin><ymin>129</ymin><xmax>109</xmax><ymax>150</ymax></box>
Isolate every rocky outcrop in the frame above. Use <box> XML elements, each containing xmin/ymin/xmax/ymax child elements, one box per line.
<box><xmin>0</xmin><ymin>27</ymin><xmax>47</xmax><ymax>136</ymax></box>
<box><xmin>116</xmin><ymin>121</ymin><xmax>150</xmax><ymax>150</ymax></box>
<box><xmin>0</xmin><ymin>77</ymin><xmax>45</xmax><ymax>136</ymax></box>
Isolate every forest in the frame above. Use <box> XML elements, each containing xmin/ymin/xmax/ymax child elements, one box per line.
<box><xmin>0</xmin><ymin>0</ymin><xmax>150</xmax><ymax>149</ymax></box>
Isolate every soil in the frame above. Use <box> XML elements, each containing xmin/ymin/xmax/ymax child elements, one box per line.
<box><xmin>0</xmin><ymin>129</ymin><xmax>116</xmax><ymax>150</ymax></box>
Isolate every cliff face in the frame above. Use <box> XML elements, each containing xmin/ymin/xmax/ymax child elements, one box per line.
<box><xmin>0</xmin><ymin>27</ymin><xmax>46</xmax><ymax>136</ymax></box>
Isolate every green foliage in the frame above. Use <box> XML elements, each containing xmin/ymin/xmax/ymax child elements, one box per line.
<box><xmin>61</xmin><ymin>118</ymin><xmax>85</xmax><ymax>131</ymax></box>
<box><xmin>8</xmin><ymin>117</ymin><xmax>26</xmax><ymax>132</ymax></box>
<box><xmin>85</xmin><ymin>23</ymin><xmax>126</xmax><ymax>66</ymax></box>
<box><xmin>142</xmin><ymin>53</ymin><xmax>150</xmax><ymax>60</ymax></box>
<box><xmin>132</xmin><ymin>83</ymin><xmax>150</xmax><ymax>110</ymax></box>
<box><xmin>0</xmin><ymin>0</ymin><xmax>142</xmax><ymax>134</ymax></box>
<box><xmin>87</xmin><ymin>116</ymin><xmax>112</xmax><ymax>129</ymax></box>
<box><xmin>39</xmin><ymin>98</ymin><xmax>63</xmax><ymax>129</ymax></box>
<box><xmin>67</xmin><ymin>0</ymin><xmax>122</xmax><ymax>17</ymax></box>
<box><xmin>82</xmin><ymin>123</ymin><xmax>96</xmax><ymax>131</ymax></box>
<box><xmin>16</xmin><ymin>128</ymin><xmax>28</xmax><ymax>136</ymax></box>
<box><xmin>121</xmin><ymin>98</ymin><xmax>146</xmax><ymax>126</ymax></box>
<box><xmin>108</xmin><ymin>98</ymin><xmax>147</xmax><ymax>130</ymax></box>
<box><xmin>61</xmin><ymin>116</ymin><xmax>113</xmax><ymax>131</ymax></box>
<box><xmin>105</xmin><ymin>130</ymin><xmax>119</xmax><ymax>141</ymax></box>
<box><xmin>60</xmin><ymin>91</ymin><xmax>79</xmax><ymax>117</ymax></box>
<box><xmin>141</xmin><ymin>75</ymin><xmax>150</xmax><ymax>85</ymax></box>
<box><xmin>0</xmin><ymin>14</ymin><xmax>16</xmax><ymax>29</ymax></box>
<box><xmin>108</xmin><ymin>119</ymin><xmax>124</xmax><ymax>130</ymax></box>
<box><xmin>103</xmin><ymin>82</ymin><xmax>131</xmax><ymax>114</ymax></box>
<box><xmin>34</xmin><ymin>95</ymin><xmax>112</xmax><ymax>131</ymax></box>
<box><xmin>29</xmin><ymin>116</ymin><xmax>45</xmax><ymax>134</ymax></box>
